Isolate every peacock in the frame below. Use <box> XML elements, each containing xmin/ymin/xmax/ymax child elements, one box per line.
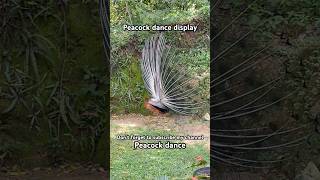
<box><xmin>141</xmin><ymin>33</ymin><xmax>204</xmax><ymax>115</ymax></box>
<box><xmin>99</xmin><ymin>0</ymin><xmax>314</xmax><ymax>179</ymax></box>
<box><xmin>138</xmin><ymin>32</ymin><xmax>306</xmax><ymax>179</ymax></box>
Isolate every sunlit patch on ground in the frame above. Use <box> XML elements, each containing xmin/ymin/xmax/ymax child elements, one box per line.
<box><xmin>110</xmin><ymin>114</ymin><xmax>210</xmax><ymax>179</ymax></box>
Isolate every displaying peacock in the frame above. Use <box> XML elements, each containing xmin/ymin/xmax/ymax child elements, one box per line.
<box><xmin>99</xmin><ymin>0</ymin><xmax>317</xmax><ymax>179</ymax></box>
<box><xmin>141</xmin><ymin>33</ymin><xmax>204</xmax><ymax>115</ymax></box>
<box><xmin>136</xmin><ymin>2</ymin><xmax>311</xmax><ymax>179</ymax></box>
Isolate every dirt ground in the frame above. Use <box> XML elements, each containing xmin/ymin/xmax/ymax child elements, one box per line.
<box><xmin>2</xmin><ymin>114</ymin><xmax>319</xmax><ymax>179</ymax></box>
<box><xmin>1</xmin><ymin>114</ymin><xmax>209</xmax><ymax>180</ymax></box>
<box><xmin>111</xmin><ymin>113</ymin><xmax>210</xmax><ymax>150</ymax></box>
<box><xmin>0</xmin><ymin>166</ymin><xmax>107</xmax><ymax>180</ymax></box>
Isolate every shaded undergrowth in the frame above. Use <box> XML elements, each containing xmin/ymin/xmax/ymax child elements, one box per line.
<box><xmin>0</xmin><ymin>0</ymin><xmax>107</xmax><ymax>168</ymax></box>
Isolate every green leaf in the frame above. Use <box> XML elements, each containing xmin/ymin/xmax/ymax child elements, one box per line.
<box><xmin>2</xmin><ymin>97</ymin><xmax>18</xmax><ymax>114</ymax></box>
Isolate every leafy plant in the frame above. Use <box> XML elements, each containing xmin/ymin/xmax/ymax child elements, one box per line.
<box><xmin>110</xmin><ymin>0</ymin><xmax>210</xmax><ymax>114</ymax></box>
<box><xmin>0</xmin><ymin>0</ymin><xmax>107</xmax><ymax>167</ymax></box>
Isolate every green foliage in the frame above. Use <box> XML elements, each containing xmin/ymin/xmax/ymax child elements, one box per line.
<box><xmin>214</xmin><ymin>1</ymin><xmax>319</xmax><ymax>176</ymax></box>
<box><xmin>111</xmin><ymin>58</ymin><xmax>148</xmax><ymax>113</ymax></box>
<box><xmin>0</xmin><ymin>0</ymin><xmax>106</xmax><ymax>167</ymax></box>
<box><xmin>280</xmin><ymin>37</ymin><xmax>320</xmax><ymax>122</ymax></box>
<box><xmin>110</xmin><ymin>1</ymin><xmax>210</xmax><ymax>114</ymax></box>
<box><xmin>250</xmin><ymin>0</ymin><xmax>319</xmax><ymax>38</ymax></box>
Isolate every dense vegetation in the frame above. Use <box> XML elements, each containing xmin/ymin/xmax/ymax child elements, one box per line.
<box><xmin>0</xmin><ymin>0</ymin><xmax>319</xmax><ymax>179</ymax></box>
<box><xmin>0</xmin><ymin>0</ymin><xmax>107</xmax><ymax>168</ymax></box>
<box><xmin>213</xmin><ymin>0</ymin><xmax>320</xmax><ymax>178</ymax></box>
<box><xmin>110</xmin><ymin>1</ymin><xmax>210</xmax><ymax>179</ymax></box>
<box><xmin>110</xmin><ymin>0</ymin><xmax>210</xmax><ymax>114</ymax></box>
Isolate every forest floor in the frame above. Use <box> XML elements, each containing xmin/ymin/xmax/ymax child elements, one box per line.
<box><xmin>0</xmin><ymin>165</ymin><xmax>107</xmax><ymax>180</ymax></box>
<box><xmin>0</xmin><ymin>114</ymin><xmax>210</xmax><ymax>180</ymax></box>
<box><xmin>110</xmin><ymin>114</ymin><xmax>210</xmax><ymax>179</ymax></box>
<box><xmin>2</xmin><ymin>114</ymin><xmax>318</xmax><ymax>179</ymax></box>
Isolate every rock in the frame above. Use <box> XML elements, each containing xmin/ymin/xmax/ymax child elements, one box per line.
<box><xmin>203</xmin><ymin>113</ymin><xmax>210</xmax><ymax>121</ymax></box>
<box><xmin>193</xmin><ymin>167</ymin><xmax>210</xmax><ymax>179</ymax></box>
<box><xmin>295</xmin><ymin>162</ymin><xmax>320</xmax><ymax>180</ymax></box>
